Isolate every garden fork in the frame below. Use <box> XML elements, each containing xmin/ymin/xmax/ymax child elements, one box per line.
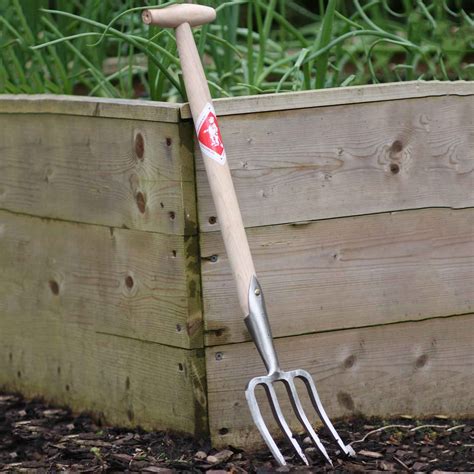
<box><xmin>142</xmin><ymin>4</ymin><xmax>355</xmax><ymax>467</ymax></box>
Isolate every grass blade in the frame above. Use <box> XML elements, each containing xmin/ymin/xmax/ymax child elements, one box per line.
<box><xmin>313</xmin><ymin>0</ymin><xmax>336</xmax><ymax>89</ymax></box>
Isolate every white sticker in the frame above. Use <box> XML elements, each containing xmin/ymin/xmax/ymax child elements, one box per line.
<box><xmin>196</xmin><ymin>103</ymin><xmax>227</xmax><ymax>165</ymax></box>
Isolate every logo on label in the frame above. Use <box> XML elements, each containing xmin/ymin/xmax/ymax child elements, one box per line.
<box><xmin>196</xmin><ymin>103</ymin><xmax>226</xmax><ymax>165</ymax></box>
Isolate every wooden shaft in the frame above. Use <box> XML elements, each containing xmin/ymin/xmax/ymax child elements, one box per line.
<box><xmin>176</xmin><ymin>23</ymin><xmax>256</xmax><ymax>316</ymax></box>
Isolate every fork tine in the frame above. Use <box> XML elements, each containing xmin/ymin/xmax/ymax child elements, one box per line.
<box><xmin>245</xmin><ymin>380</ymin><xmax>286</xmax><ymax>466</ymax></box>
<box><xmin>297</xmin><ymin>370</ymin><xmax>356</xmax><ymax>457</ymax></box>
<box><xmin>264</xmin><ymin>382</ymin><xmax>309</xmax><ymax>465</ymax></box>
<box><xmin>284</xmin><ymin>378</ymin><xmax>333</xmax><ymax>466</ymax></box>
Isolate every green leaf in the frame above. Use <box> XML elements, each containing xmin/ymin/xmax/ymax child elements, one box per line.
<box><xmin>313</xmin><ymin>0</ymin><xmax>336</xmax><ymax>89</ymax></box>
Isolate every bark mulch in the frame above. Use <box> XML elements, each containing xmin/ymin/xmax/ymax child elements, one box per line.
<box><xmin>1</xmin><ymin>392</ymin><xmax>472</xmax><ymax>472</ymax></box>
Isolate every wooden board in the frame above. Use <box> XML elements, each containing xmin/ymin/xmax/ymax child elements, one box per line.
<box><xmin>196</xmin><ymin>95</ymin><xmax>474</xmax><ymax>231</ymax></box>
<box><xmin>0</xmin><ymin>314</ymin><xmax>207</xmax><ymax>435</ymax></box>
<box><xmin>0</xmin><ymin>94</ymin><xmax>181</xmax><ymax>123</ymax></box>
<box><xmin>3</xmin><ymin>82</ymin><xmax>470</xmax><ymax>122</ymax></box>
<box><xmin>0</xmin><ymin>210</ymin><xmax>202</xmax><ymax>349</ymax></box>
<box><xmin>0</xmin><ymin>114</ymin><xmax>195</xmax><ymax>235</ymax></box>
<box><xmin>201</xmin><ymin>208</ymin><xmax>474</xmax><ymax>345</ymax></box>
<box><xmin>206</xmin><ymin>314</ymin><xmax>474</xmax><ymax>449</ymax></box>
<box><xmin>181</xmin><ymin>80</ymin><xmax>474</xmax><ymax>118</ymax></box>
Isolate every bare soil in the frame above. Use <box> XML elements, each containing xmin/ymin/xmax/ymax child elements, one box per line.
<box><xmin>1</xmin><ymin>392</ymin><xmax>472</xmax><ymax>472</ymax></box>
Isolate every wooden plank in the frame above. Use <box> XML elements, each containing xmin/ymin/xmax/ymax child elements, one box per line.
<box><xmin>0</xmin><ymin>94</ymin><xmax>181</xmax><ymax>123</ymax></box>
<box><xmin>201</xmin><ymin>208</ymin><xmax>474</xmax><ymax>345</ymax></box>
<box><xmin>0</xmin><ymin>114</ymin><xmax>196</xmax><ymax>235</ymax></box>
<box><xmin>0</xmin><ymin>314</ymin><xmax>207</xmax><ymax>435</ymax></box>
<box><xmin>206</xmin><ymin>314</ymin><xmax>474</xmax><ymax>449</ymax></box>
<box><xmin>181</xmin><ymin>80</ymin><xmax>474</xmax><ymax>118</ymax></box>
<box><xmin>3</xmin><ymin>82</ymin><xmax>470</xmax><ymax>122</ymax></box>
<box><xmin>0</xmin><ymin>210</ymin><xmax>202</xmax><ymax>349</ymax></box>
<box><xmin>196</xmin><ymin>95</ymin><xmax>474</xmax><ymax>231</ymax></box>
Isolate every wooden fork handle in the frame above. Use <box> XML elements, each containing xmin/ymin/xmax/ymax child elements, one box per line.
<box><xmin>143</xmin><ymin>6</ymin><xmax>256</xmax><ymax>316</ymax></box>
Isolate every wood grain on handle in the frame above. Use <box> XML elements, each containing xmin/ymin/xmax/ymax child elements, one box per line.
<box><xmin>142</xmin><ymin>4</ymin><xmax>216</xmax><ymax>28</ymax></box>
<box><xmin>175</xmin><ymin>23</ymin><xmax>256</xmax><ymax>316</ymax></box>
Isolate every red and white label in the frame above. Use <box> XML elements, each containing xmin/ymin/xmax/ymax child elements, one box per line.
<box><xmin>196</xmin><ymin>103</ymin><xmax>226</xmax><ymax>165</ymax></box>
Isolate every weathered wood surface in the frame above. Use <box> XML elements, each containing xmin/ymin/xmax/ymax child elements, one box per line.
<box><xmin>201</xmin><ymin>208</ymin><xmax>474</xmax><ymax>346</ymax></box>
<box><xmin>181</xmin><ymin>80</ymin><xmax>474</xmax><ymax>118</ymax></box>
<box><xmin>0</xmin><ymin>114</ymin><xmax>195</xmax><ymax>234</ymax></box>
<box><xmin>0</xmin><ymin>210</ymin><xmax>202</xmax><ymax>349</ymax></box>
<box><xmin>206</xmin><ymin>314</ymin><xmax>474</xmax><ymax>449</ymax></box>
<box><xmin>0</xmin><ymin>316</ymin><xmax>207</xmax><ymax>435</ymax></box>
<box><xmin>0</xmin><ymin>94</ymin><xmax>181</xmax><ymax>123</ymax></box>
<box><xmin>2</xmin><ymin>82</ymin><xmax>471</xmax><ymax>122</ymax></box>
<box><xmin>196</xmin><ymin>95</ymin><xmax>474</xmax><ymax>231</ymax></box>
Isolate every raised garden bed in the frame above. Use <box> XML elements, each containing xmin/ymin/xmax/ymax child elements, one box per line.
<box><xmin>0</xmin><ymin>81</ymin><xmax>473</xmax><ymax>451</ymax></box>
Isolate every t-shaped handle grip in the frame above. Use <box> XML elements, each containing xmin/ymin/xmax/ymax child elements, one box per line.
<box><xmin>142</xmin><ymin>4</ymin><xmax>216</xmax><ymax>28</ymax></box>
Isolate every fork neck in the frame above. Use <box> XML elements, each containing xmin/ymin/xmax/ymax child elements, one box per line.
<box><xmin>244</xmin><ymin>276</ymin><xmax>280</xmax><ymax>375</ymax></box>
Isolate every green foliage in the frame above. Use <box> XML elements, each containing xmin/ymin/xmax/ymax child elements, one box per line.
<box><xmin>0</xmin><ymin>1</ymin><xmax>472</xmax><ymax>101</ymax></box>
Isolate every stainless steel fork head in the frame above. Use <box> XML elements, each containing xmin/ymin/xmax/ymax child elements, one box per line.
<box><xmin>244</xmin><ymin>276</ymin><xmax>355</xmax><ymax>467</ymax></box>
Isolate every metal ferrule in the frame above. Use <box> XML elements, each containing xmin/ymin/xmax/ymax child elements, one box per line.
<box><xmin>244</xmin><ymin>276</ymin><xmax>280</xmax><ymax>376</ymax></box>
